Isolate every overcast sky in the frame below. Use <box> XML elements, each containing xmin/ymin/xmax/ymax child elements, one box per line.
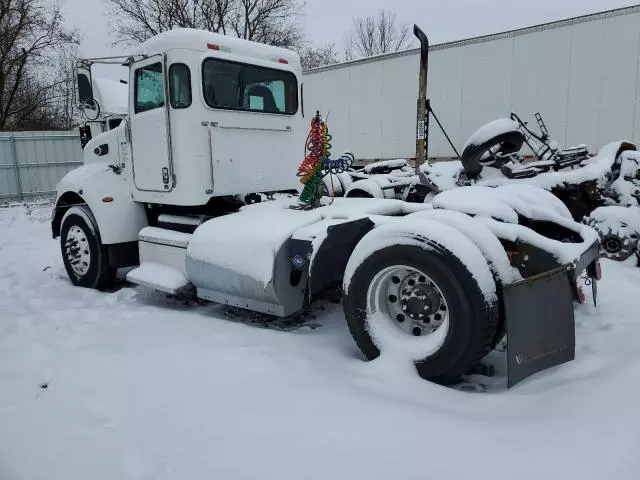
<box><xmin>63</xmin><ymin>0</ymin><xmax>639</xmax><ymax>57</ymax></box>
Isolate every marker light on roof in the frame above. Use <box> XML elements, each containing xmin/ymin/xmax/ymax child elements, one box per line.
<box><xmin>207</xmin><ymin>43</ymin><xmax>220</xmax><ymax>50</ymax></box>
<box><xmin>278</xmin><ymin>58</ymin><xmax>288</xmax><ymax>64</ymax></box>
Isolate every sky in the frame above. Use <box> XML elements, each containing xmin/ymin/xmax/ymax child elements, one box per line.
<box><xmin>63</xmin><ymin>0</ymin><xmax>639</xmax><ymax>58</ymax></box>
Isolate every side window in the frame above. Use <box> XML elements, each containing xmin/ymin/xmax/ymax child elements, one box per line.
<box><xmin>134</xmin><ymin>62</ymin><xmax>164</xmax><ymax>113</ymax></box>
<box><xmin>169</xmin><ymin>63</ymin><xmax>191</xmax><ymax>109</ymax></box>
<box><xmin>77</xmin><ymin>73</ymin><xmax>92</xmax><ymax>104</ymax></box>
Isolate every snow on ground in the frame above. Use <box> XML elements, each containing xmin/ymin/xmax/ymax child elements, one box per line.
<box><xmin>1</xmin><ymin>202</ymin><xmax>640</xmax><ymax>480</ymax></box>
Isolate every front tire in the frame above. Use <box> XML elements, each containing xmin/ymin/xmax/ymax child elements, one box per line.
<box><xmin>344</xmin><ymin>244</ymin><xmax>498</xmax><ymax>385</ymax></box>
<box><xmin>60</xmin><ymin>205</ymin><xmax>115</xmax><ymax>289</ymax></box>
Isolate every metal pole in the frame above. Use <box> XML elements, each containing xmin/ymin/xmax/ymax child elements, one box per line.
<box><xmin>428</xmin><ymin>103</ymin><xmax>461</xmax><ymax>160</ymax></box>
<box><xmin>9</xmin><ymin>135</ymin><xmax>23</xmax><ymax>201</ymax></box>
<box><xmin>413</xmin><ymin>25</ymin><xmax>429</xmax><ymax>174</ymax></box>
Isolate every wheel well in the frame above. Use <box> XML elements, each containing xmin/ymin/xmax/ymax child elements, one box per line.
<box><xmin>51</xmin><ymin>191</ymin><xmax>86</xmax><ymax>238</ymax></box>
<box><xmin>345</xmin><ymin>189</ymin><xmax>374</xmax><ymax>198</ymax></box>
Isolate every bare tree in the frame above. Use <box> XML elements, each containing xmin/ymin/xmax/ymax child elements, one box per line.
<box><xmin>0</xmin><ymin>0</ymin><xmax>79</xmax><ymax>130</ymax></box>
<box><xmin>53</xmin><ymin>48</ymin><xmax>80</xmax><ymax>130</ymax></box>
<box><xmin>344</xmin><ymin>9</ymin><xmax>411</xmax><ymax>60</ymax></box>
<box><xmin>108</xmin><ymin>0</ymin><xmax>305</xmax><ymax>49</ymax></box>
<box><xmin>300</xmin><ymin>43</ymin><xmax>338</xmax><ymax>70</ymax></box>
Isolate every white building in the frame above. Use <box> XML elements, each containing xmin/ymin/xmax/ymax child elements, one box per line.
<box><xmin>304</xmin><ymin>5</ymin><xmax>640</xmax><ymax>161</ymax></box>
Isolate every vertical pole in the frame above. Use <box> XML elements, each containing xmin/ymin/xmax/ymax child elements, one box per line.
<box><xmin>10</xmin><ymin>135</ymin><xmax>23</xmax><ymax>201</ymax></box>
<box><xmin>413</xmin><ymin>25</ymin><xmax>429</xmax><ymax>174</ymax></box>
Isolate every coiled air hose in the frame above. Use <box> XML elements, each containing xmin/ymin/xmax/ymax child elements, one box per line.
<box><xmin>296</xmin><ymin>112</ymin><xmax>354</xmax><ymax>206</ymax></box>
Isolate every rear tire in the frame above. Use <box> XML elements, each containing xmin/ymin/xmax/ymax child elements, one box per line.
<box><xmin>461</xmin><ymin>128</ymin><xmax>524</xmax><ymax>177</ymax></box>
<box><xmin>584</xmin><ymin>207</ymin><xmax>640</xmax><ymax>261</ymax></box>
<box><xmin>343</xmin><ymin>244</ymin><xmax>498</xmax><ymax>385</ymax></box>
<box><xmin>60</xmin><ymin>205</ymin><xmax>116</xmax><ymax>290</ymax></box>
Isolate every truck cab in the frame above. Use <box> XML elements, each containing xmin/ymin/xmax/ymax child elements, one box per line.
<box><xmin>73</xmin><ymin>28</ymin><xmax>304</xmax><ymax>205</ymax></box>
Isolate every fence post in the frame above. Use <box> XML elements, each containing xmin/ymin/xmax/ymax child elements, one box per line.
<box><xmin>9</xmin><ymin>134</ymin><xmax>23</xmax><ymax>201</ymax></box>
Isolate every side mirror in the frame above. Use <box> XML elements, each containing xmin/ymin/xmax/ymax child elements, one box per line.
<box><xmin>76</xmin><ymin>66</ymin><xmax>94</xmax><ymax>108</ymax></box>
<box><xmin>80</xmin><ymin>98</ymin><xmax>101</xmax><ymax>121</ymax></box>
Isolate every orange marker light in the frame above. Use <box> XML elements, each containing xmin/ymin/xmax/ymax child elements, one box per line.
<box><xmin>102</xmin><ymin>196</ymin><xmax>114</xmax><ymax>203</ymax></box>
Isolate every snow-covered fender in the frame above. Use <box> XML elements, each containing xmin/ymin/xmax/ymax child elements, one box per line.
<box><xmin>52</xmin><ymin>163</ymin><xmax>147</xmax><ymax>244</ymax></box>
<box><xmin>408</xmin><ymin>209</ymin><xmax>521</xmax><ymax>285</ymax></box>
<box><xmin>343</xmin><ymin>216</ymin><xmax>498</xmax><ymax>304</ymax></box>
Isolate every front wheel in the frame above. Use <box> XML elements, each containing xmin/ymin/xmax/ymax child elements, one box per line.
<box><xmin>60</xmin><ymin>205</ymin><xmax>115</xmax><ymax>289</ymax></box>
<box><xmin>343</xmin><ymin>244</ymin><xmax>498</xmax><ymax>385</ymax></box>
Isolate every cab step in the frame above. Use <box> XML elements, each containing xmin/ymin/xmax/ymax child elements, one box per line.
<box><xmin>126</xmin><ymin>262</ymin><xmax>189</xmax><ymax>294</ymax></box>
<box><xmin>126</xmin><ymin>227</ymin><xmax>192</xmax><ymax>294</ymax></box>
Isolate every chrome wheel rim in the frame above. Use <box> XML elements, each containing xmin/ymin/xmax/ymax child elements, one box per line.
<box><xmin>367</xmin><ymin>265</ymin><xmax>449</xmax><ymax>338</ymax></box>
<box><xmin>65</xmin><ymin>225</ymin><xmax>91</xmax><ymax>276</ymax></box>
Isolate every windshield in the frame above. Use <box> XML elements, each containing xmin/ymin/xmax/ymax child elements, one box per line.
<box><xmin>202</xmin><ymin>58</ymin><xmax>298</xmax><ymax>115</ymax></box>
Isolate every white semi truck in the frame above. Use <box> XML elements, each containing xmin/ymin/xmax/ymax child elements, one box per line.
<box><xmin>52</xmin><ymin>26</ymin><xmax>602</xmax><ymax>387</ymax></box>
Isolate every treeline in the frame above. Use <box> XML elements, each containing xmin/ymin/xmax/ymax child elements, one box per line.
<box><xmin>0</xmin><ymin>0</ymin><xmax>412</xmax><ymax>131</ymax></box>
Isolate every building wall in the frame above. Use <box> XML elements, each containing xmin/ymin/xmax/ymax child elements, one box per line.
<box><xmin>304</xmin><ymin>6</ymin><xmax>640</xmax><ymax>161</ymax></box>
<box><xmin>0</xmin><ymin>131</ymin><xmax>83</xmax><ymax>201</ymax></box>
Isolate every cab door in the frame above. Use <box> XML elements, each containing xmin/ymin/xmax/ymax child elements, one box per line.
<box><xmin>129</xmin><ymin>55</ymin><xmax>174</xmax><ymax>192</ymax></box>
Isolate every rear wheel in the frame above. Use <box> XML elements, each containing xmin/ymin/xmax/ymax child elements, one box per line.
<box><xmin>344</xmin><ymin>244</ymin><xmax>498</xmax><ymax>385</ymax></box>
<box><xmin>60</xmin><ymin>206</ymin><xmax>116</xmax><ymax>289</ymax></box>
<box><xmin>584</xmin><ymin>207</ymin><xmax>640</xmax><ymax>261</ymax></box>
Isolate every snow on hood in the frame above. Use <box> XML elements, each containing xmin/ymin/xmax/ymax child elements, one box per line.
<box><xmin>93</xmin><ymin>77</ymin><xmax>128</xmax><ymax>115</ymax></box>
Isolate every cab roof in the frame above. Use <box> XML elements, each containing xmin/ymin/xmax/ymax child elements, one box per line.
<box><xmin>139</xmin><ymin>28</ymin><xmax>301</xmax><ymax>68</ymax></box>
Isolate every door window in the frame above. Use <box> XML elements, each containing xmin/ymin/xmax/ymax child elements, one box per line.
<box><xmin>134</xmin><ymin>62</ymin><xmax>165</xmax><ymax>113</ymax></box>
<box><xmin>169</xmin><ymin>63</ymin><xmax>192</xmax><ymax>109</ymax></box>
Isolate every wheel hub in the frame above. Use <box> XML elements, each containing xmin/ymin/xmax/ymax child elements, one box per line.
<box><xmin>65</xmin><ymin>225</ymin><xmax>91</xmax><ymax>277</ymax></box>
<box><xmin>371</xmin><ymin>266</ymin><xmax>449</xmax><ymax>337</ymax></box>
<box><xmin>603</xmin><ymin>236</ymin><xmax>622</xmax><ymax>254</ymax></box>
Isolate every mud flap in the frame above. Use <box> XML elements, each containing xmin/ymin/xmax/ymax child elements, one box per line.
<box><xmin>504</xmin><ymin>267</ymin><xmax>575</xmax><ymax>387</ymax></box>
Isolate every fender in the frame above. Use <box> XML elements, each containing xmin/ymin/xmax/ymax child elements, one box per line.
<box><xmin>410</xmin><ymin>209</ymin><xmax>520</xmax><ymax>285</ymax></box>
<box><xmin>53</xmin><ymin>163</ymin><xmax>147</xmax><ymax>244</ymax></box>
<box><xmin>343</xmin><ymin>215</ymin><xmax>498</xmax><ymax>304</ymax></box>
